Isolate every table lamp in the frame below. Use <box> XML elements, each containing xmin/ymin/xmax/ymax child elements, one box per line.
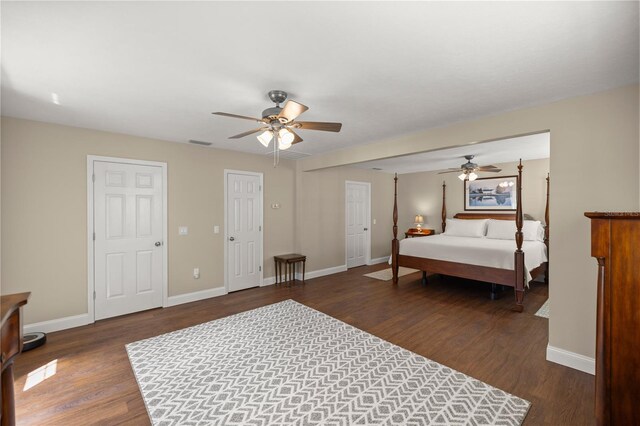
<box><xmin>414</xmin><ymin>214</ymin><xmax>424</xmax><ymax>232</ymax></box>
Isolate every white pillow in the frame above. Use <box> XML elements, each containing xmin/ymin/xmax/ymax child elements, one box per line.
<box><xmin>443</xmin><ymin>218</ymin><xmax>488</xmax><ymax>238</ymax></box>
<box><xmin>485</xmin><ymin>219</ymin><xmax>543</xmax><ymax>241</ymax></box>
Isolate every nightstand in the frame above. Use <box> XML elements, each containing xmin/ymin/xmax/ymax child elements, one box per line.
<box><xmin>405</xmin><ymin>228</ymin><xmax>435</xmax><ymax>238</ymax></box>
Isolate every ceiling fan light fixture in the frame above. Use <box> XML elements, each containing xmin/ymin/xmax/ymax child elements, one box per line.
<box><xmin>257</xmin><ymin>130</ymin><xmax>273</xmax><ymax>147</ymax></box>
<box><xmin>278</xmin><ymin>128</ymin><xmax>294</xmax><ymax>150</ymax></box>
<box><xmin>468</xmin><ymin>172</ymin><xmax>478</xmax><ymax>181</ymax></box>
<box><xmin>458</xmin><ymin>172</ymin><xmax>467</xmax><ymax>181</ymax></box>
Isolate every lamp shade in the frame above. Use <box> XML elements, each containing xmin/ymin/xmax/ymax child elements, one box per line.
<box><xmin>458</xmin><ymin>173</ymin><xmax>467</xmax><ymax>181</ymax></box>
<box><xmin>414</xmin><ymin>214</ymin><xmax>424</xmax><ymax>225</ymax></box>
<box><xmin>257</xmin><ymin>130</ymin><xmax>273</xmax><ymax>147</ymax></box>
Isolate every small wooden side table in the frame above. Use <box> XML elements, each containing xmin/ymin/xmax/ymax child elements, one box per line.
<box><xmin>274</xmin><ymin>254</ymin><xmax>306</xmax><ymax>287</ymax></box>
<box><xmin>405</xmin><ymin>228</ymin><xmax>435</xmax><ymax>238</ymax></box>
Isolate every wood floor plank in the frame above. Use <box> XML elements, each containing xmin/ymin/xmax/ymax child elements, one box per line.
<box><xmin>13</xmin><ymin>265</ymin><xmax>594</xmax><ymax>425</ymax></box>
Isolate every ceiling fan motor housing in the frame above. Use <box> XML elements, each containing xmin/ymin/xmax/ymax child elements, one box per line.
<box><xmin>262</xmin><ymin>106</ymin><xmax>283</xmax><ymax>120</ymax></box>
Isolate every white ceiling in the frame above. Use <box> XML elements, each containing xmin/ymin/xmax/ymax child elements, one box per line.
<box><xmin>351</xmin><ymin>132</ymin><xmax>550</xmax><ymax>174</ymax></box>
<box><xmin>1</xmin><ymin>2</ymin><xmax>638</xmax><ymax>158</ymax></box>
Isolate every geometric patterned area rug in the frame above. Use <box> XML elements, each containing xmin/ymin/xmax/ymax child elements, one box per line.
<box><xmin>364</xmin><ymin>267</ymin><xmax>419</xmax><ymax>281</ymax></box>
<box><xmin>535</xmin><ymin>299</ymin><xmax>550</xmax><ymax>318</ymax></box>
<box><xmin>126</xmin><ymin>300</ymin><xmax>530</xmax><ymax>425</ymax></box>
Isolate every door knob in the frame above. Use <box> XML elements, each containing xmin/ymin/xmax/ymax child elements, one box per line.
<box><xmin>229</xmin><ymin>237</ymin><xmax>235</xmax><ymax>241</ymax></box>
<box><xmin>364</xmin><ymin>228</ymin><xmax>368</xmax><ymax>231</ymax></box>
<box><xmin>155</xmin><ymin>241</ymin><xmax>162</xmax><ymax>247</ymax></box>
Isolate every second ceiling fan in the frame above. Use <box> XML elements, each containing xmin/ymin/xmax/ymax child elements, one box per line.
<box><xmin>438</xmin><ymin>155</ymin><xmax>502</xmax><ymax>181</ymax></box>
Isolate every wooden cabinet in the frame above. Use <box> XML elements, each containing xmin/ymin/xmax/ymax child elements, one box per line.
<box><xmin>585</xmin><ymin>212</ymin><xmax>640</xmax><ymax>426</ymax></box>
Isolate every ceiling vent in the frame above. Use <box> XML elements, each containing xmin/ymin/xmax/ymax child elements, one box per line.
<box><xmin>188</xmin><ymin>139</ymin><xmax>213</xmax><ymax>146</ymax></box>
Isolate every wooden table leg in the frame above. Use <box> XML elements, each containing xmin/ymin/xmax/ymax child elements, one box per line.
<box><xmin>302</xmin><ymin>260</ymin><xmax>306</xmax><ymax>284</ymax></box>
<box><xmin>2</xmin><ymin>363</ymin><xmax>16</xmax><ymax>426</ymax></box>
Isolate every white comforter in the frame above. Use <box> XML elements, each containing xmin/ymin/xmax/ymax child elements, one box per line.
<box><xmin>398</xmin><ymin>235</ymin><xmax>548</xmax><ymax>282</ymax></box>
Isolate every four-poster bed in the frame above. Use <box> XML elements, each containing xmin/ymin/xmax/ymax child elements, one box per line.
<box><xmin>391</xmin><ymin>160</ymin><xmax>550</xmax><ymax>312</ymax></box>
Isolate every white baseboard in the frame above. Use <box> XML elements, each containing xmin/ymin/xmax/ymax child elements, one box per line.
<box><xmin>24</xmin><ymin>313</ymin><xmax>92</xmax><ymax>334</ymax></box>
<box><xmin>294</xmin><ymin>264</ymin><xmax>347</xmax><ymax>281</ymax></box>
<box><xmin>165</xmin><ymin>287</ymin><xmax>227</xmax><ymax>307</ymax></box>
<box><xmin>368</xmin><ymin>256</ymin><xmax>390</xmax><ymax>265</ymax></box>
<box><xmin>546</xmin><ymin>344</ymin><xmax>595</xmax><ymax>375</ymax></box>
<box><xmin>262</xmin><ymin>276</ymin><xmax>276</xmax><ymax>286</ymax></box>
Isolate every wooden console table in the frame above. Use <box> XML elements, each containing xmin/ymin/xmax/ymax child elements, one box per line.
<box><xmin>274</xmin><ymin>254</ymin><xmax>306</xmax><ymax>287</ymax></box>
<box><xmin>1</xmin><ymin>292</ymin><xmax>30</xmax><ymax>426</ymax></box>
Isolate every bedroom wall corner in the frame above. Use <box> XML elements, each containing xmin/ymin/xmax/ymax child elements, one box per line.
<box><xmin>295</xmin><ymin>166</ymin><xmax>394</xmax><ymax>273</ymax></box>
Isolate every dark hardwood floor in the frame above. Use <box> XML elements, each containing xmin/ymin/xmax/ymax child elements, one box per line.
<box><xmin>13</xmin><ymin>265</ymin><xmax>594</xmax><ymax>425</ymax></box>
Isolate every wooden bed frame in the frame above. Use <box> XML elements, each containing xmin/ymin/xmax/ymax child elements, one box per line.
<box><xmin>391</xmin><ymin>160</ymin><xmax>550</xmax><ymax>312</ymax></box>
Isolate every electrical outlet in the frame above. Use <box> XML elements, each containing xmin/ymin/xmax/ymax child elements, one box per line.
<box><xmin>193</xmin><ymin>268</ymin><xmax>200</xmax><ymax>279</ymax></box>
<box><xmin>179</xmin><ymin>226</ymin><xmax>188</xmax><ymax>236</ymax></box>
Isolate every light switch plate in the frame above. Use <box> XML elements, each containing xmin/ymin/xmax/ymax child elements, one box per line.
<box><xmin>271</xmin><ymin>203</ymin><xmax>280</xmax><ymax>209</ymax></box>
<box><xmin>373</xmin><ymin>219</ymin><xmax>377</xmax><ymax>225</ymax></box>
<box><xmin>179</xmin><ymin>226</ymin><xmax>188</xmax><ymax>236</ymax></box>
<box><xmin>214</xmin><ymin>225</ymin><xmax>220</xmax><ymax>234</ymax></box>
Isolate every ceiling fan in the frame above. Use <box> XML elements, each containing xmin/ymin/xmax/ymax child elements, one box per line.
<box><xmin>438</xmin><ymin>155</ymin><xmax>502</xmax><ymax>181</ymax></box>
<box><xmin>212</xmin><ymin>90</ymin><xmax>342</xmax><ymax>165</ymax></box>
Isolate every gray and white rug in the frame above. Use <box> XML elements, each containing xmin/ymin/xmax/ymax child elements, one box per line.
<box><xmin>363</xmin><ymin>267</ymin><xmax>419</xmax><ymax>281</ymax></box>
<box><xmin>535</xmin><ymin>299</ymin><xmax>550</xmax><ymax>318</ymax></box>
<box><xmin>126</xmin><ymin>300</ymin><xmax>530</xmax><ymax>425</ymax></box>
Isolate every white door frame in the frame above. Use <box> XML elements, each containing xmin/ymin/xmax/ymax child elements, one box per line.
<box><xmin>87</xmin><ymin>155</ymin><xmax>168</xmax><ymax>322</ymax></box>
<box><xmin>345</xmin><ymin>180</ymin><xmax>372</xmax><ymax>267</ymax></box>
<box><xmin>224</xmin><ymin>169</ymin><xmax>264</xmax><ymax>292</ymax></box>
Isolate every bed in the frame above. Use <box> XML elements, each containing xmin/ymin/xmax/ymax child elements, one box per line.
<box><xmin>391</xmin><ymin>160</ymin><xmax>550</xmax><ymax>312</ymax></box>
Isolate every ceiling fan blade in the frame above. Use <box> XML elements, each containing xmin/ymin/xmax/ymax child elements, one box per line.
<box><xmin>213</xmin><ymin>112</ymin><xmax>264</xmax><ymax>122</ymax></box>
<box><xmin>478</xmin><ymin>168</ymin><xmax>502</xmax><ymax>173</ymax></box>
<box><xmin>438</xmin><ymin>170</ymin><xmax>464</xmax><ymax>174</ymax></box>
<box><xmin>293</xmin><ymin>121</ymin><xmax>342</xmax><ymax>132</ymax></box>
<box><xmin>289</xmin><ymin>129</ymin><xmax>304</xmax><ymax>144</ymax></box>
<box><xmin>278</xmin><ymin>100</ymin><xmax>309</xmax><ymax>122</ymax></box>
<box><xmin>479</xmin><ymin>165</ymin><xmax>499</xmax><ymax>169</ymax></box>
<box><xmin>229</xmin><ymin>128</ymin><xmax>267</xmax><ymax>139</ymax></box>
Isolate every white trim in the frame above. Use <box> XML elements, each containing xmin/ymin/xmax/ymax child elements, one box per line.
<box><xmin>295</xmin><ymin>264</ymin><xmax>348</xmax><ymax>281</ymax></box>
<box><xmin>87</xmin><ymin>155</ymin><xmax>169</xmax><ymax>324</ymax></box>
<box><xmin>224</xmin><ymin>169</ymin><xmax>264</xmax><ymax>292</ymax></box>
<box><xmin>368</xmin><ymin>256</ymin><xmax>390</xmax><ymax>265</ymax></box>
<box><xmin>165</xmin><ymin>287</ymin><xmax>227</xmax><ymax>307</ymax></box>
<box><xmin>24</xmin><ymin>314</ymin><xmax>92</xmax><ymax>334</ymax></box>
<box><xmin>546</xmin><ymin>344</ymin><xmax>595</xmax><ymax>375</ymax></box>
<box><xmin>345</xmin><ymin>181</ymin><xmax>372</xmax><ymax>268</ymax></box>
<box><xmin>262</xmin><ymin>276</ymin><xmax>277</xmax><ymax>286</ymax></box>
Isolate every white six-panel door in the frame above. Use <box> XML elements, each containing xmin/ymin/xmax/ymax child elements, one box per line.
<box><xmin>226</xmin><ymin>172</ymin><xmax>262</xmax><ymax>292</ymax></box>
<box><xmin>346</xmin><ymin>181</ymin><xmax>371</xmax><ymax>268</ymax></box>
<box><xmin>93</xmin><ymin>160</ymin><xmax>164</xmax><ymax>320</ymax></box>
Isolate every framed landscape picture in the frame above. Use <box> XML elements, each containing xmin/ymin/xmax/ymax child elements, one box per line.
<box><xmin>464</xmin><ymin>175</ymin><xmax>518</xmax><ymax>211</ymax></box>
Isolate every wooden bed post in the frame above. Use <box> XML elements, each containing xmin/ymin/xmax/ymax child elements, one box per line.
<box><xmin>513</xmin><ymin>159</ymin><xmax>525</xmax><ymax>312</ymax></box>
<box><xmin>441</xmin><ymin>181</ymin><xmax>447</xmax><ymax>233</ymax></box>
<box><xmin>544</xmin><ymin>173</ymin><xmax>550</xmax><ymax>285</ymax></box>
<box><xmin>392</xmin><ymin>173</ymin><xmax>399</xmax><ymax>284</ymax></box>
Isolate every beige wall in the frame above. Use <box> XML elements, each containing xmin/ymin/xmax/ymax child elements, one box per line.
<box><xmin>295</xmin><ymin>166</ymin><xmax>394</xmax><ymax>272</ymax></box>
<box><xmin>299</xmin><ymin>84</ymin><xmax>640</xmax><ymax>360</ymax></box>
<box><xmin>1</xmin><ymin>117</ymin><xmax>296</xmax><ymax>323</ymax></box>
<box><xmin>2</xmin><ymin>84</ymin><xmax>638</xmax><ymax>362</ymax></box>
<box><xmin>397</xmin><ymin>158</ymin><xmax>550</xmax><ymax>233</ymax></box>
